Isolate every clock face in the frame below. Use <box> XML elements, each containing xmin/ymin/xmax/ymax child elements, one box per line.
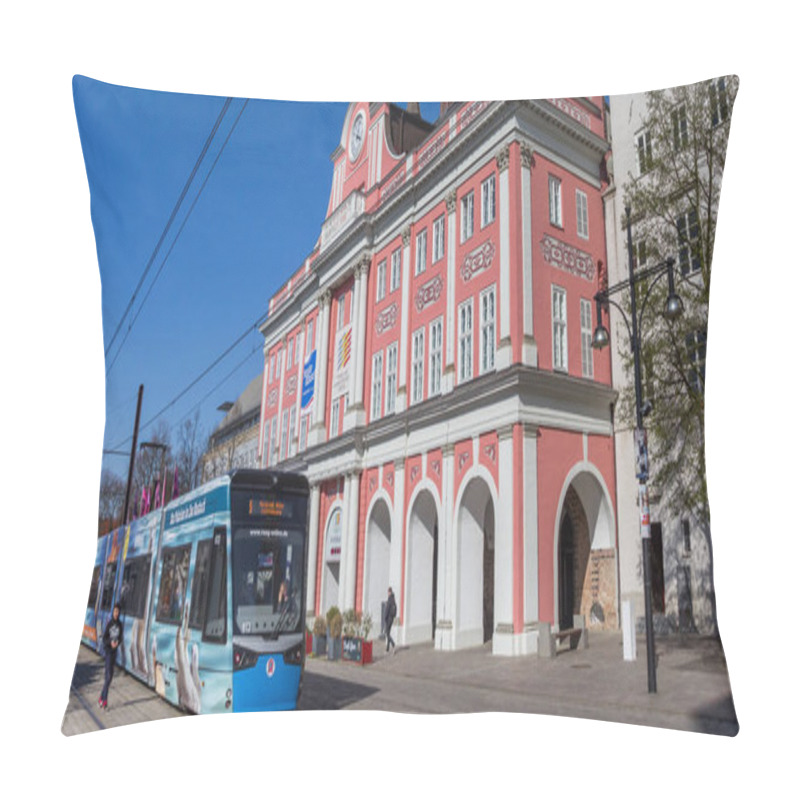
<box><xmin>349</xmin><ymin>111</ymin><xmax>365</xmax><ymax>161</ymax></box>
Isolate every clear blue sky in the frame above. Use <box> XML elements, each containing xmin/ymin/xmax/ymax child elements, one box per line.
<box><xmin>73</xmin><ymin>76</ymin><xmax>438</xmax><ymax>479</ymax></box>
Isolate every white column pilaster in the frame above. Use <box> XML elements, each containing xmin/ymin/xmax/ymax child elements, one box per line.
<box><xmin>493</xmin><ymin>426</ymin><xmax>516</xmax><ymax>655</ymax></box>
<box><xmin>435</xmin><ymin>444</ymin><xmax>455</xmax><ymax>650</ymax></box>
<box><xmin>496</xmin><ymin>145</ymin><xmax>512</xmax><ymax>370</ymax></box>
<box><xmin>347</xmin><ymin>257</ymin><xmax>369</xmax><ymax>428</ymax></box>
<box><xmin>523</xmin><ymin>423</ymin><xmax>540</xmax><ymax>636</ymax></box>
<box><xmin>306</xmin><ymin>483</ymin><xmax>321</xmax><ymax>618</ymax></box>
<box><xmin>340</xmin><ymin>471</ymin><xmax>360</xmax><ymax>612</ymax></box>
<box><xmin>443</xmin><ymin>192</ymin><xmax>457</xmax><ymax>394</ymax></box>
<box><xmin>391</xmin><ymin>459</ymin><xmax>405</xmax><ymax>643</ymax></box>
<box><xmin>396</xmin><ymin>227</ymin><xmax>411</xmax><ymax>413</ymax></box>
<box><xmin>519</xmin><ymin>143</ymin><xmax>538</xmax><ymax>366</ymax></box>
<box><xmin>311</xmin><ymin>290</ymin><xmax>331</xmax><ymax>445</ymax></box>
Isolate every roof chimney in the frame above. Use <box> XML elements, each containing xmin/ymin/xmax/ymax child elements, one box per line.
<box><xmin>407</xmin><ymin>102</ymin><xmax>421</xmax><ymax>116</ymax></box>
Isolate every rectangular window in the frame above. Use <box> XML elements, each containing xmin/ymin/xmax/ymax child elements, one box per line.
<box><xmin>337</xmin><ymin>295</ymin><xmax>346</xmax><ymax>330</ymax></box>
<box><xmin>549</xmin><ymin>176</ymin><xmax>562</xmax><ymax>227</ymax></box>
<box><xmin>287</xmin><ymin>338</ymin><xmax>294</xmax><ymax>369</ymax></box>
<box><xmin>415</xmin><ymin>229</ymin><xmax>427</xmax><ymax>275</ymax></box>
<box><xmin>270</xmin><ymin>417</ymin><xmax>277</xmax><ymax>463</ymax></box>
<box><xmin>710</xmin><ymin>77</ymin><xmax>728</xmax><ymax>126</ymax></box>
<box><xmin>461</xmin><ymin>192</ymin><xmax>474</xmax><ymax>242</ymax></box>
<box><xmin>306</xmin><ymin>319</ymin><xmax>315</xmax><ymax>353</ymax></box>
<box><xmin>386</xmin><ymin>343</ymin><xmax>398</xmax><ymax>413</ymax></box>
<box><xmin>189</xmin><ymin>540</ymin><xmax>212</xmax><ymax>629</ymax></box>
<box><xmin>100</xmin><ymin>562</ymin><xmax>117</xmax><ymax>611</ymax></box>
<box><xmin>390</xmin><ymin>247</ymin><xmax>401</xmax><ymax>292</ymax></box>
<box><xmin>429</xmin><ymin>319</ymin><xmax>442</xmax><ymax>396</ymax></box>
<box><xmin>120</xmin><ymin>555</ymin><xmax>152</xmax><ymax>620</ymax></box>
<box><xmin>576</xmin><ymin>189</ymin><xmax>589</xmax><ymax>239</ymax></box>
<box><xmin>411</xmin><ymin>328</ymin><xmax>425</xmax><ymax>404</ymax></box>
<box><xmin>299</xmin><ymin>414</ymin><xmax>309</xmax><ymax>452</ymax></box>
<box><xmin>371</xmin><ymin>351</ymin><xmax>383</xmax><ymax>420</ymax></box>
<box><xmin>636</xmin><ymin>130</ymin><xmax>653</xmax><ymax>175</ymax></box>
<box><xmin>432</xmin><ymin>215</ymin><xmax>445</xmax><ymax>263</ymax></box>
<box><xmin>635</xmin><ymin>239</ymin><xmax>648</xmax><ymax>269</ymax></box>
<box><xmin>458</xmin><ymin>299</ymin><xmax>473</xmax><ymax>383</ymax></box>
<box><xmin>280</xmin><ymin>410</ymin><xmax>289</xmax><ymax>460</ymax></box>
<box><xmin>682</xmin><ymin>520</ymin><xmax>692</xmax><ymax>554</ymax></box>
<box><xmin>686</xmin><ymin>329</ymin><xmax>707</xmax><ymax>393</ymax></box>
<box><xmin>677</xmin><ymin>208</ymin><xmax>701</xmax><ymax>275</ymax></box>
<box><xmin>376</xmin><ymin>259</ymin><xmax>387</xmax><ymax>302</ymax></box>
<box><xmin>480</xmin><ymin>287</ymin><xmax>495</xmax><ymax>374</ymax></box>
<box><xmin>276</xmin><ymin>349</ymin><xmax>282</xmax><ymax>379</ymax></box>
<box><xmin>580</xmin><ymin>298</ymin><xmax>594</xmax><ymax>378</ymax></box>
<box><xmin>552</xmin><ymin>286</ymin><xmax>567</xmax><ymax>372</ymax></box>
<box><xmin>88</xmin><ymin>566</ymin><xmax>101</xmax><ymax>609</ymax></box>
<box><xmin>268</xmin><ymin>356</ymin><xmax>273</xmax><ymax>385</ymax></box>
<box><xmin>156</xmin><ymin>545</ymin><xmax>191</xmax><ymax>624</ymax></box>
<box><xmin>672</xmin><ymin>104</ymin><xmax>688</xmax><ymax>150</ymax></box>
<box><xmin>203</xmin><ymin>527</ymin><xmax>227</xmax><ymax>643</ymax></box>
<box><xmin>331</xmin><ymin>397</ymin><xmax>340</xmax><ymax>438</ymax></box>
<box><xmin>481</xmin><ymin>174</ymin><xmax>496</xmax><ymax>227</ymax></box>
<box><xmin>289</xmin><ymin>406</ymin><xmax>297</xmax><ymax>456</ymax></box>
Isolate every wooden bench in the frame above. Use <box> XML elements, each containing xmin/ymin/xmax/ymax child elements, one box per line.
<box><xmin>537</xmin><ymin>617</ymin><xmax>588</xmax><ymax>658</ymax></box>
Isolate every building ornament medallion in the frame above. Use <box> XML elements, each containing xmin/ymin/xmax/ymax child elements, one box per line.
<box><xmin>402</xmin><ymin>226</ymin><xmax>411</xmax><ymax>248</ymax></box>
<box><xmin>414</xmin><ymin>273</ymin><xmax>444</xmax><ymax>311</ymax></box>
<box><xmin>285</xmin><ymin>375</ymin><xmax>297</xmax><ymax>396</ymax></box>
<box><xmin>460</xmin><ymin>240</ymin><xmax>496</xmax><ymax>282</ymax></box>
<box><xmin>458</xmin><ymin>451</ymin><xmax>470</xmax><ymax>473</ymax></box>
<box><xmin>483</xmin><ymin>443</ymin><xmax>497</xmax><ymax>463</ymax></box>
<box><xmin>320</xmin><ymin>289</ymin><xmax>332</xmax><ymax>309</ymax></box>
<box><xmin>540</xmin><ymin>234</ymin><xmax>596</xmax><ymax>281</ymax></box>
<box><xmin>375</xmin><ymin>302</ymin><xmax>398</xmax><ymax>335</ymax></box>
<box><xmin>446</xmin><ymin>190</ymin><xmax>457</xmax><ymax>214</ymax></box>
<box><xmin>267</xmin><ymin>387</ymin><xmax>278</xmax><ymax>407</ymax></box>
<box><xmin>410</xmin><ymin>464</ymin><xmax>420</xmax><ymax>485</ymax></box>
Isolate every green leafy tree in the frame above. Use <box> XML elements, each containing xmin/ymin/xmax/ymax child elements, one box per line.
<box><xmin>619</xmin><ymin>76</ymin><xmax>738</xmax><ymax>633</ymax></box>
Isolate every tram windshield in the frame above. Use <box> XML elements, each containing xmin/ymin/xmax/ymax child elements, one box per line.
<box><xmin>232</xmin><ymin>527</ymin><xmax>304</xmax><ymax>637</ymax></box>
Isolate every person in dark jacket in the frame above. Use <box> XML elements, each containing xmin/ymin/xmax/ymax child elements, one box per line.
<box><xmin>99</xmin><ymin>603</ymin><xmax>123</xmax><ymax>710</ymax></box>
<box><xmin>384</xmin><ymin>587</ymin><xmax>397</xmax><ymax>653</ymax></box>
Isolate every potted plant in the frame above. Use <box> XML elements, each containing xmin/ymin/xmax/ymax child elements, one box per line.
<box><xmin>341</xmin><ymin>609</ymin><xmax>374</xmax><ymax>665</ymax></box>
<box><xmin>326</xmin><ymin>606</ymin><xmax>342</xmax><ymax>661</ymax></box>
<box><xmin>311</xmin><ymin>616</ymin><xmax>326</xmax><ymax>657</ymax></box>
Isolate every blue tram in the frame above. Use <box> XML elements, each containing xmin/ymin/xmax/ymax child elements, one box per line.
<box><xmin>82</xmin><ymin>469</ymin><xmax>309</xmax><ymax>713</ymax></box>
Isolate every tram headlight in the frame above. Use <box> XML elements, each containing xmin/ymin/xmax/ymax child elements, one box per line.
<box><xmin>233</xmin><ymin>645</ymin><xmax>258</xmax><ymax>671</ymax></box>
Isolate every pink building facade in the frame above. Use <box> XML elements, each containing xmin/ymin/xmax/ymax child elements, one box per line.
<box><xmin>259</xmin><ymin>100</ymin><xmax>618</xmax><ymax>655</ymax></box>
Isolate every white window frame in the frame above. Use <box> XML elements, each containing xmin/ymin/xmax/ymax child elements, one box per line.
<box><xmin>710</xmin><ymin>77</ymin><xmax>729</xmax><ymax>127</ymax></box>
<box><xmin>263</xmin><ymin>421</ymin><xmax>271</xmax><ymax>467</ymax></box>
<box><xmin>371</xmin><ymin>351</ymin><xmax>383</xmax><ymax>421</ymax></box>
<box><xmin>270</xmin><ymin>417</ymin><xmax>278</xmax><ymax>463</ymax></box>
<box><xmin>479</xmin><ymin>286</ymin><xmax>496</xmax><ymax>374</ymax></box>
<box><xmin>268</xmin><ymin>355</ymin><xmax>275</xmax><ymax>384</ymax></box>
<box><xmin>386</xmin><ymin>343</ymin><xmax>398</xmax><ymax>414</ymax></box>
<box><xmin>287</xmin><ymin>338</ymin><xmax>294</xmax><ymax>369</ymax></box>
<box><xmin>576</xmin><ymin>189</ymin><xmax>589</xmax><ymax>239</ymax></box>
<box><xmin>549</xmin><ymin>176</ymin><xmax>562</xmax><ymax>227</ymax></box>
<box><xmin>280</xmin><ymin>409</ymin><xmax>289</xmax><ymax>461</ymax></box>
<box><xmin>580</xmin><ymin>298</ymin><xmax>594</xmax><ymax>379</ymax></box>
<box><xmin>376</xmin><ymin>259</ymin><xmax>387</xmax><ymax>302</ymax></box>
<box><xmin>330</xmin><ymin>397</ymin><xmax>340</xmax><ymax>438</ymax></box>
<box><xmin>275</xmin><ymin>349</ymin><xmax>282</xmax><ymax>379</ymax></box>
<box><xmin>461</xmin><ymin>192</ymin><xmax>474</xmax><ymax>243</ymax></box>
<box><xmin>672</xmin><ymin>103</ymin><xmax>688</xmax><ymax>150</ymax></box>
<box><xmin>458</xmin><ymin>298</ymin><xmax>473</xmax><ymax>383</ymax></box>
<box><xmin>432</xmin><ymin>215</ymin><xmax>445</xmax><ymax>263</ymax></box>
<box><xmin>390</xmin><ymin>247</ymin><xmax>401</xmax><ymax>292</ymax></box>
<box><xmin>411</xmin><ymin>328</ymin><xmax>425</xmax><ymax>405</ymax></box>
<box><xmin>429</xmin><ymin>318</ymin><xmax>442</xmax><ymax>396</ymax></box>
<box><xmin>415</xmin><ymin>229</ymin><xmax>427</xmax><ymax>276</ymax></box>
<box><xmin>299</xmin><ymin>413</ymin><xmax>309</xmax><ymax>452</ymax></box>
<box><xmin>289</xmin><ymin>406</ymin><xmax>297</xmax><ymax>456</ymax></box>
<box><xmin>685</xmin><ymin>329</ymin><xmax>707</xmax><ymax>393</ymax></box>
<box><xmin>306</xmin><ymin>319</ymin><xmax>315</xmax><ymax>355</ymax></box>
<box><xmin>677</xmin><ymin>208</ymin><xmax>700</xmax><ymax>275</ymax></box>
<box><xmin>337</xmin><ymin>294</ymin><xmax>346</xmax><ymax>330</ymax></box>
<box><xmin>481</xmin><ymin>174</ymin><xmax>496</xmax><ymax>228</ymax></box>
<box><xmin>636</xmin><ymin>129</ymin><xmax>653</xmax><ymax>176</ymax></box>
<box><xmin>552</xmin><ymin>286</ymin><xmax>567</xmax><ymax>372</ymax></box>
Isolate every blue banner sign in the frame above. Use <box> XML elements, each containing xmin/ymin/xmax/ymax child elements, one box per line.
<box><xmin>301</xmin><ymin>351</ymin><xmax>316</xmax><ymax>409</ymax></box>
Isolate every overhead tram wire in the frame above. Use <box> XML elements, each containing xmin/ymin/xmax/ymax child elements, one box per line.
<box><xmin>109</xmin><ymin>313</ymin><xmax>268</xmax><ymax>453</ymax></box>
<box><xmin>103</xmin><ymin>97</ymin><xmax>234</xmax><ymax>362</ymax></box>
<box><xmin>105</xmin><ymin>98</ymin><xmax>250</xmax><ymax>377</ymax></box>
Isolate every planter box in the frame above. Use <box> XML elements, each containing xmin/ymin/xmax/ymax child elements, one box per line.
<box><xmin>342</xmin><ymin>636</ymin><xmax>373</xmax><ymax>665</ymax></box>
<box><xmin>326</xmin><ymin>635</ymin><xmax>341</xmax><ymax>661</ymax></box>
<box><xmin>312</xmin><ymin>634</ymin><xmax>327</xmax><ymax>657</ymax></box>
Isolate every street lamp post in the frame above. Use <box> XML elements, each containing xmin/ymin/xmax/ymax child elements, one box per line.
<box><xmin>592</xmin><ymin>207</ymin><xmax>683</xmax><ymax>693</ymax></box>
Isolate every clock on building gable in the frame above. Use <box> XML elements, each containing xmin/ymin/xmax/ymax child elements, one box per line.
<box><xmin>348</xmin><ymin>109</ymin><xmax>366</xmax><ymax>162</ymax></box>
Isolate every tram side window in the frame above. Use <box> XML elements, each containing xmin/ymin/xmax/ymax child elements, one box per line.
<box><xmin>100</xmin><ymin>563</ymin><xmax>117</xmax><ymax>610</ymax></box>
<box><xmin>203</xmin><ymin>527</ymin><xmax>227</xmax><ymax>643</ymax></box>
<box><xmin>120</xmin><ymin>556</ymin><xmax>152</xmax><ymax>619</ymax></box>
<box><xmin>156</xmin><ymin>545</ymin><xmax>191</xmax><ymax>625</ymax></box>
<box><xmin>88</xmin><ymin>566</ymin><xmax>101</xmax><ymax>609</ymax></box>
<box><xmin>189</xmin><ymin>539</ymin><xmax>213</xmax><ymax>630</ymax></box>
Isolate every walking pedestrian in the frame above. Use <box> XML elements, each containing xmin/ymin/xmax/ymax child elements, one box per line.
<box><xmin>384</xmin><ymin>587</ymin><xmax>397</xmax><ymax>653</ymax></box>
<box><xmin>99</xmin><ymin>603</ymin><xmax>123</xmax><ymax>710</ymax></box>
